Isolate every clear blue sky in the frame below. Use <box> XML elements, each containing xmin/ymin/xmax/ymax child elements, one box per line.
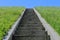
<box><xmin>0</xmin><ymin>0</ymin><xmax>60</xmax><ymax>8</ymax></box>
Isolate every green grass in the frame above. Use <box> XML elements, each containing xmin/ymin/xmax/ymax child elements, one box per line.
<box><xmin>35</xmin><ymin>7</ymin><xmax>60</xmax><ymax>35</ymax></box>
<box><xmin>0</xmin><ymin>7</ymin><xmax>25</xmax><ymax>40</ymax></box>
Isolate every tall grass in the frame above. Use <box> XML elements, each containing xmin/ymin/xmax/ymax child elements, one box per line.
<box><xmin>36</xmin><ymin>7</ymin><xmax>60</xmax><ymax>35</ymax></box>
<box><xmin>0</xmin><ymin>7</ymin><xmax>25</xmax><ymax>40</ymax></box>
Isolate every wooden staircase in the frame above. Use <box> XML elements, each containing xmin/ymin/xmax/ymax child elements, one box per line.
<box><xmin>12</xmin><ymin>9</ymin><xmax>50</xmax><ymax>40</ymax></box>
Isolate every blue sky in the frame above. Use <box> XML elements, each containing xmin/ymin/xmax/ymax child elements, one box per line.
<box><xmin>0</xmin><ymin>0</ymin><xmax>60</xmax><ymax>8</ymax></box>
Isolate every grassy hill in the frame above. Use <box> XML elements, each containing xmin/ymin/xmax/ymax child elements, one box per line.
<box><xmin>36</xmin><ymin>7</ymin><xmax>60</xmax><ymax>35</ymax></box>
<box><xmin>0</xmin><ymin>7</ymin><xmax>25</xmax><ymax>40</ymax></box>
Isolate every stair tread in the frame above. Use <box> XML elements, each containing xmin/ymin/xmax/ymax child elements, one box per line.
<box><xmin>12</xmin><ymin>36</ymin><xmax>47</xmax><ymax>40</ymax></box>
<box><xmin>14</xmin><ymin>30</ymin><xmax>47</xmax><ymax>36</ymax></box>
<box><xmin>19</xmin><ymin>24</ymin><xmax>43</xmax><ymax>27</ymax></box>
<box><xmin>17</xmin><ymin>27</ymin><xmax>44</xmax><ymax>30</ymax></box>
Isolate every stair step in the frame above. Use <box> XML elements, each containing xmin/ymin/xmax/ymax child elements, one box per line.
<box><xmin>21</xmin><ymin>22</ymin><xmax>41</xmax><ymax>24</ymax></box>
<box><xmin>22</xmin><ymin>16</ymin><xmax>39</xmax><ymax>20</ymax></box>
<box><xmin>23</xmin><ymin>15</ymin><xmax>37</xmax><ymax>18</ymax></box>
<box><xmin>16</xmin><ymin>27</ymin><xmax>44</xmax><ymax>31</ymax></box>
<box><xmin>12</xmin><ymin>36</ymin><xmax>47</xmax><ymax>40</ymax></box>
<box><xmin>17</xmin><ymin>24</ymin><xmax>45</xmax><ymax>30</ymax></box>
<box><xmin>21</xmin><ymin>19</ymin><xmax>40</xmax><ymax>22</ymax></box>
<box><xmin>14</xmin><ymin>30</ymin><xmax>47</xmax><ymax>36</ymax></box>
<box><xmin>20</xmin><ymin>24</ymin><xmax>43</xmax><ymax>27</ymax></box>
